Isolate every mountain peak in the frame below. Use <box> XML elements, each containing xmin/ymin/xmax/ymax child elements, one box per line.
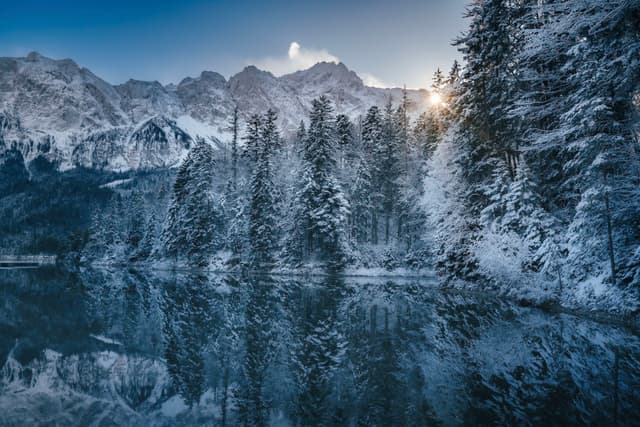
<box><xmin>199</xmin><ymin>71</ymin><xmax>226</xmax><ymax>83</ymax></box>
<box><xmin>229</xmin><ymin>66</ymin><xmax>279</xmax><ymax>90</ymax></box>
<box><xmin>282</xmin><ymin>61</ymin><xmax>363</xmax><ymax>89</ymax></box>
<box><xmin>26</xmin><ymin>51</ymin><xmax>44</xmax><ymax>61</ymax></box>
<box><xmin>23</xmin><ymin>51</ymin><xmax>78</xmax><ymax>69</ymax></box>
<box><xmin>236</xmin><ymin>65</ymin><xmax>275</xmax><ymax>78</ymax></box>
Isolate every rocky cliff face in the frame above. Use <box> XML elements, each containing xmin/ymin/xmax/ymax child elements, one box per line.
<box><xmin>0</xmin><ymin>52</ymin><xmax>430</xmax><ymax>171</ymax></box>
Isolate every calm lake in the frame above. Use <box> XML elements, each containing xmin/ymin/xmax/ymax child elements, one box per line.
<box><xmin>1</xmin><ymin>267</ymin><xmax>639</xmax><ymax>426</ymax></box>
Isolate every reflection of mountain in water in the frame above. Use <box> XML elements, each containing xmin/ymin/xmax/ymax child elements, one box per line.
<box><xmin>1</xmin><ymin>268</ymin><xmax>639</xmax><ymax>426</ymax></box>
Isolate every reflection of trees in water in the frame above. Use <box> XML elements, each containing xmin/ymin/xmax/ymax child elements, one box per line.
<box><xmin>210</xmin><ymin>275</ymin><xmax>244</xmax><ymax>427</ymax></box>
<box><xmin>287</xmin><ymin>276</ymin><xmax>346</xmax><ymax>425</ymax></box>
<box><xmin>343</xmin><ymin>281</ymin><xmax>440</xmax><ymax>426</ymax></box>
<box><xmin>16</xmin><ymin>268</ymin><xmax>637</xmax><ymax>426</ymax></box>
<box><xmin>161</xmin><ymin>273</ymin><xmax>211</xmax><ymax>407</ymax></box>
<box><xmin>236</xmin><ymin>276</ymin><xmax>279</xmax><ymax>427</ymax></box>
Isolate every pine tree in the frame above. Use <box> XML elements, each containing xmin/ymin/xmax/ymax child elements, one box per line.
<box><xmin>292</xmin><ymin>96</ymin><xmax>351</xmax><ymax>264</ymax></box>
<box><xmin>448</xmin><ymin>60</ymin><xmax>461</xmax><ymax>85</ymax></box>
<box><xmin>163</xmin><ymin>139</ymin><xmax>219</xmax><ymax>265</ymax></box>
<box><xmin>431</xmin><ymin>0</ymin><xmax>521</xmax><ymax>280</ymax></box>
<box><xmin>413</xmin><ymin>112</ymin><xmax>440</xmax><ymax>159</ymax></box>
<box><xmin>350</xmin><ymin>157</ymin><xmax>374</xmax><ymax>244</ymax></box>
<box><xmin>242</xmin><ymin>114</ymin><xmax>262</xmax><ymax>163</ymax></box>
<box><xmin>395</xmin><ymin>86</ymin><xmax>412</xmax><ymax>173</ymax></box>
<box><xmin>228</xmin><ymin>106</ymin><xmax>240</xmax><ymax>190</ymax></box>
<box><xmin>432</xmin><ymin>68</ymin><xmax>445</xmax><ymax>93</ymax></box>
<box><xmin>249</xmin><ymin>111</ymin><xmax>278</xmax><ymax>268</ymax></box>
<box><xmin>361</xmin><ymin>106</ymin><xmax>383</xmax><ymax>244</ymax></box>
<box><xmin>296</xmin><ymin>120</ymin><xmax>306</xmax><ymax>150</ymax></box>
<box><xmin>335</xmin><ymin>114</ymin><xmax>354</xmax><ymax>147</ymax></box>
<box><xmin>513</xmin><ymin>0</ymin><xmax>640</xmax><ymax>286</ymax></box>
<box><xmin>125</xmin><ymin>193</ymin><xmax>146</xmax><ymax>259</ymax></box>
<box><xmin>135</xmin><ymin>212</ymin><xmax>158</xmax><ymax>261</ymax></box>
<box><xmin>260</xmin><ymin>109</ymin><xmax>280</xmax><ymax>154</ymax></box>
<box><xmin>376</xmin><ymin>98</ymin><xmax>401</xmax><ymax>244</ymax></box>
<box><xmin>226</xmin><ymin>189</ymin><xmax>249</xmax><ymax>259</ymax></box>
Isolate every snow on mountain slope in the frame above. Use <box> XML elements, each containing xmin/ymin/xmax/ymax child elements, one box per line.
<box><xmin>175</xmin><ymin>71</ymin><xmax>235</xmax><ymax>125</ymax></box>
<box><xmin>0</xmin><ymin>52</ymin><xmax>127</xmax><ymax>132</ymax></box>
<box><xmin>0</xmin><ymin>52</ymin><xmax>431</xmax><ymax>171</ymax></box>
<box><xmin>116</xmin><ymin>79</ymin><xmax>183</xmax><ymax>124</ymax></box>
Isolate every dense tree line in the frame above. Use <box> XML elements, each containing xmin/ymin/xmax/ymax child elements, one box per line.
<box><xmin>84</xmin><ymin>89</ymin><xmax>441</xmax><ymax>269</ymax></box>
<box><xmin>425</xmin><ymin>0</ymin><xmax>640</xmax><ymax>298</ymax></box>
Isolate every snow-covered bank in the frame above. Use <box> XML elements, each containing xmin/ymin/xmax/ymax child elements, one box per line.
<box><xmin>87</xmin><ymin>258</ymin><xmax>435</xmax><ymax>280</ymax></box>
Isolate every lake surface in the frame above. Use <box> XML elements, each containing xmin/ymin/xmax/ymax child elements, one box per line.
<box><xmin>0</xmin><ymin>267</ymin><xmax>639</xmax><ymax>426</ymax></box>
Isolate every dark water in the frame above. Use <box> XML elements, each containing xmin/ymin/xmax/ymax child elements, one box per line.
<box><xmin>0</xmin><ymin>267</ymin><xmax>639</xmax><ymax>426</ymax></box>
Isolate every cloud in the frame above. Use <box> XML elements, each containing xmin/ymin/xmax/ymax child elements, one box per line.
<box><xmin>252</xmin><ymin>41</ymin><xmax>339</xmax><ymax>76</ymax></box>
<box><xmin>360</xmin><ymin>72</ymin><xmax>393</xmax><ymax>88</ymax></box>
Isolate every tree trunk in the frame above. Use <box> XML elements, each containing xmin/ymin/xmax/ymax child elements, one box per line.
<box><xmin>221</xmin><ymin>364</ymin><xmax>229</xmax><ymax>427</ymax></box>
<box><xmin>385</xmin><ymin>214</ymin><xmax>390</xmax><ymax>245</ymax></box>
<box><xmin>371</xmin><ymin>210</ymin><xmax>378</xmax><ymax>245</ymax></box>
<box><xmin>613</xmin><ymin>347</ymin><xmax>619</xmax><ymax>427</ymax></box>
<box><xmin>604</xmin><ymin>191</ymin><xmax>616</xmax><ymax>286</ymax></box>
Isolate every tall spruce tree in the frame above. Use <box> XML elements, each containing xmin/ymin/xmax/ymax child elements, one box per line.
<box><xmin>362</xmin><ymin>106</ymin><xmax>384</xmax><ymax>244</ymax></box>
<box><xmin>377</xmin><ymin>98</ymin><xmax>401</xmax><ymax>244</ymax></box>
<box><xmin>163</xmin><ymin>139</ymin><xmax>220</xmax><ymax>265</ymax></box>
<box><xmin>229</xmin><ymin>106</ymin><xmax>240</xmax><ymax>189</ymax></box>
<box><xmin>242</xmin><ymin>114</ymin><xmax>262</xmax><ymax>163</ymax></box>
<box><xmin>294</xmin><ymin>96</ymin><xmax>351</xmax><ymax>264</ymax></box>
<box><xmin>249</xmin><ymin>110</ymin><xmax>279</xmax><ymax>268</ymax></box>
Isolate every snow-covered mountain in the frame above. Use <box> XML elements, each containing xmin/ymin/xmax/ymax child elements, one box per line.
<box><xmin>0</xmin><ymin>52</ymin><xmax>430</xmax><ymax>170</ymax></box>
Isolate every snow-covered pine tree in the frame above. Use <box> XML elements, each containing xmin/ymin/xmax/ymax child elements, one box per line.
<box><xmin>296</xmin><ymin>120</ymin><xmax>306</xmax><ymax>151</ymax></box>
<box><xmin>134</xmin><ymin>211</ymin><xmax>159</xmax><ymax>261</ymax></box>
<box><xmin>433</xmin><ymin>0</ymin><xmax>520</xmax><ymax>280</ymax></box>
<box><xmin>513</xmin><ymin>0</ymin><xmax>640</xmax><ymax>287</ymax></box>
<box><xmin>335</xmin><ymin>114</ymin><xmax>354</xmax><ymax>147</ymax></box>
<box><xmin>413</xmin><ymin>112</ymin><xmax>440</xmax><ymax>159</ymax></box>
<box><xmin>350</xmin><ymin>157</ymin><xmax>374</xmax><ymax>245</ymax></box>
<box><xmin>432</xmin><ymin>68</ymin><xmax>445</xmax><ymax>93</ymax></box>
<box><xmin>294</xmin><ymin>96</ymin><xmax>351</xmax><ymax>265</ymax></box>
<box><xmin>261</xmin><ymin>109</ymin><xmax>280</xmax><ymax>153</ymax></box>
<box><xmin>361</xmin><ymin>105</ymin><xmax>383</xmax><ymax>244</ymax></box>
<box><xmin>228</xmin><ymin>105</ymin><xmax>240</xmax><ymax>190</ymax></box>
<box><xmin>396</xmin><ymin>86</ymin><xmax>412</xmax><ymax>171</ymax></box>
<box><xmin>226</xmin><ymin>188</ymin><xmax>249</xmax><ymax>260</ymax></box>
<box><xmin>377</xmin><ymin>98</ymin><xmax>401</xmax><ymax>244</ymax></box>
<box><xmin>125</xmin><ymin>192</ymin><xmax>146</xmax><ymax>259</ymax></box>
<box><xmin>242</xmin><ymin>114</ymin><xmax>262</xmax><ymax>163</ymax></box>
<box><xmin>162</xmin><ymin>139</ymin><xmax>220</xmax><ymax>265</ymax></box>
<box><xmin>448</xmin><ymin>60</ymin><xmax>461</xmax><ymax>85</ymax></box>
<box><xmin>558</xmin><ymin>0</ymin><xmax>640</xmax><ymax>286</ymax></box>
<box><xmin>249</xmin><ymin>110</ymin><xmax>278</xmax><ymax>268</ymax></box>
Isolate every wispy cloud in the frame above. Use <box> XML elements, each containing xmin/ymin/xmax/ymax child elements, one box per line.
<box><xmin>360</xmin><ymin>72</ymin><xmax>394</xmax><ymax>88</ymax></box>
<box><xmin>251</xmin><ymin>42</ymin><xmax>339</xmax><ymax>76</ymax></box>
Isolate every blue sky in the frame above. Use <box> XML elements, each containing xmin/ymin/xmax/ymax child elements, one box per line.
<box><xmin>0</xmin><ymin>0</ymin><xmax>468</xmax><ymax>88</ymax></box>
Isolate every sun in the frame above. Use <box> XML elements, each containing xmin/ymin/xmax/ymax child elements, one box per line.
<box><xmin>429</xmin><ymin>91</ymin><xmax>443</xmax><ymax>106</ymax></box>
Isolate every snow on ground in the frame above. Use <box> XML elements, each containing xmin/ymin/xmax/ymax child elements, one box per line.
<box><xmin>160</xmin><ymin>395</ymin><xmax>189</xmax><ymax>417</ymax></box>
<box><xmin>90</xmin><ymin>334</ymin><xmax>123</xmax><ymax>346</ymax></box>
<box><xmin>99</xmin><ymin>178</ymin><xmax>134</xmax><ymax>189</ymax></box>
<box><xmin>176</xmin><ymin>115</ymin><xmax>229</xmax><ymax>144</ymax></box>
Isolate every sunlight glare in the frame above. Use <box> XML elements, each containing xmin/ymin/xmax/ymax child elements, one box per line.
<box><xmin>430</xmin><ymin>91</ymin><xmax>442</xmax><ymax>106</ymax></box>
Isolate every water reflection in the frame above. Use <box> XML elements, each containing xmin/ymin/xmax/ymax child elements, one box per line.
<box><xmin>0</xmin><ymin>268</ymin><xmax>639</xmax><ymax>426</ymax></box>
